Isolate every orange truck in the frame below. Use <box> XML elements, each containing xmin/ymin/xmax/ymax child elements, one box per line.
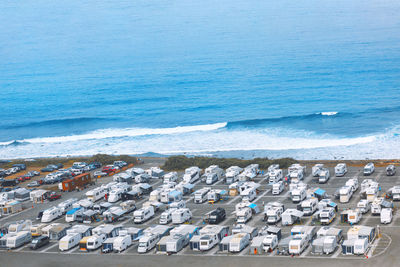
<box><xmin>62</xmin><ymin>173</ymin><xmax>92</xmax><ymax>192</ymax></box>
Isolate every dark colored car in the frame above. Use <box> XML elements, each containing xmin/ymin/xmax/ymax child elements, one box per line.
<box><xmin>41</xmin><ymin>167</ymin><xmax>56</xmax><ymax>172</ymax></box>
<box><xmin>30</xmin><ymin>236</ymin><xmax>49</xmax><ymax>250</ymax></box>
<box><xmin>1</xmin><ymin>179</ymin><xmax>18</xmax><ymax>187</ymax></box>
<box><xmin>49</xmin><ymin>192</ymin><xmax>62</xmax><ymax>201</ymax></box>
<box><xmin>56</xmin><ymin>163</ymin><xmax>64</xmax><ymax>169</ymax></box>
<box><xmin>208</xmin><ymin>208</ymin><xmax>226</xmax><ymax>224</ymax></box>
<box><xmin>91</xmin><ymin>162</ymin><xmax>102</xmax><ymax>168</ymax></box>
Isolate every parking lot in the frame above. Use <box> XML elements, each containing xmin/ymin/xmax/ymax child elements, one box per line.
<box><xmin>1</xmin><ymin>163</ymin><xmax>399</xmax><ymax>264</ymax></box>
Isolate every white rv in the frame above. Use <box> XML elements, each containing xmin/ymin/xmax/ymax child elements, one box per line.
<box><xmin>312</xmin><ymin>164</ymin><xmax>324</xmax><ymax>177</ymax></box>
<box><xmin>272</xmin><ymin>181</ymin><xmax>284</xmax><ymax>195</ymax></box>
<box><xmin>160</xmin><ymin>209</ymin><xmax>173</xmax><ymax>224</ymax></box>
<box><xmin>41</xmin><ymin>207</ymin><xmax>62</xmax><ymax>223</ymax></box>
<box><xmin>264</xmin><ymin>202</ymin><xmax>284</xmax><ymax>224</ymax></box>
<box><xmin>301</xmin><ymin>198</ymin><xmax>318</xmax><ymax>216</ymax></box>
<box><xmin>113</xmin><ymin>235</ymin><xmax>132</xmax><ymax>252</ymax></box>
<box><xmin>183</xmin><ymin>167</ymin><xmax>201</xmax><ymax>184</ymax></box>
<box><xmin>318</xmin><ymin>168</ymin><xmax>330</xmax><ymax>183</ymax></box>
<box><xmin>291</xmin><ymin>187</ymin><xmax>307</xmax><ymax>203</ymax></box>
<box><xmin>57</xmin><ymin>198</ymin><xmax>78</xmax><ymax>214</ymax></box>
<box><xmin>391</xmin><ymin>186</ymin><xmax>400</xmax><ymax>201</ymax></box>
<box><xmin>225</xmin><ymin>166</ymin><xmax>243</xmax><ymax>184</ymax></box>
<box><xmin>59</xmin><ymin>225</ymin><xmax>92</xmax><ymax>251</ymax></box>
<box><xmin>339</xmin><ymin>186</ymin><xmax>353</xmax><ymax>203</ymax></box>
<box><xmin>357</xmin><ymin>199</ymin><xmax>370</xmax><ymax>214</ymax></box>
<box><xmin>363</xmin><ymin>163</ymin><xmax>375</xmax><ymax>176</ymax></box>
<box><xmin>345</xmin><ymin>178</ymin><xmax>359</xmax><ymax>192</ymax></box>
<box><xmin>380</xmin><ymin>208</ymin><xmax>392</xmax><ymax>224</ymax></box>
<box><xmin>241</xmin><ymin>187</ymin><xmax>257</xmax><ymax>202</ymax></box>
<box><xmin>194</xmin><ymin>187</ymin><xmax>211</xmax><ymax>204</ymax></box>
<box><xmin>133</xmin><ymin>206</ymin><xmax>155</xmax><ymax>224</ymax></box>
<box><xmin>172</xmin><ymin>208</ymin><xmax>192</xmax><ymax>224</ymax></box>
<box><xmin>108</xmin><ymin>185</ymin><xmax>130</xmax><ymax>203</ymax></box>
<box><xmin>335</xmin><ymin>163</ymin><xmax>347</xmax><ymax>176</ymax></box>
<box><xmin>229</xmin><ymin>233</ymin><xmax>250</xmax><ymax>253</ymax></box>
<box><xmin>347</xmin><ymin>209</ymin><xmax>362</xmax><ymax>224</ymax></box>
<box><xmin>86</xmin><ymin>187</ymin><xmax>106</xmax><ymax>202</ymax></box>
<box><xmin>262</xmin><ymin>234</ymin><xmax>279</xmax><ymax>252</ymax></box>
<box><xmin>204</xmin><ymin>165</ymin><xmax>224</xmax><ymax>184</ymax></box>
<box><xmin>138</xmin><ymin>234</ymin><xmax>160</xmax><ymax>253</ymax></box>
<box><xmin>6</xmin><ymin>231</ymin><xmax>31</xmax><ymax>249</ymax></box>
<box><xmin>289</xmin><ymin>234</ymin><xmax>309</xmax><ymax>255</ymax></box>
<box><xmin>163</xmin><ymin>172</ymin><xmax>178</xmax><ymax>183</ymax></box>
<box><xmin>371</xmin><ymin>197</ymin><xmax>384</xmax><ymax>215</ymax></box>
<box><xmin>282</xmin><ymin>209</ymin><xmax>304</xmax><ymax>226</ymax></box>
<box><xmin>269</xmin><ymin>169</ymin><xmax>283</xmax><ymax>184</ymax></box>
<box><xmin>236</xmin><ymin>207</ymin><xmax>252</xmax><ymax>224</ymax></box>
<box><xmin>320</xmin><ymin>208</ymin><xmax>336</xmax><ymax>225</ymax></box>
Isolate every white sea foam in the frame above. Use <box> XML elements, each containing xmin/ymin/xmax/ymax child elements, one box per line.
<box><xmin>319</xmin><ymin>111</ymin><xmax>338</xmax><ymax>116</ymax></box>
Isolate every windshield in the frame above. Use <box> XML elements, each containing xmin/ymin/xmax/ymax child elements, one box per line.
<box><xmin>88</xmin><ymin>242</ymin><xmax>94</xmax><ymax>246</ymax></box>
<box><xmin>303</xmin><ymin>207</ymin><xmax>311</xmax><ymax>211</ymax></box>
<box><xmin>139</xmin><ymin>242</ymin><xmax>146</xmax><ymax>247</ymax></box>
<box><xmin>268</xmin><ymin>216</ymin><xmax>276</xmax><ymax>220</ymax></box>
<box><xmin>32</xmin><ymin>239</ymin><xmax>39</xmax><ymax>244</ymax></box>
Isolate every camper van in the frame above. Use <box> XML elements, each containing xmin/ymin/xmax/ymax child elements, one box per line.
<box><xmin>346</xmin><ymin>178</ymin><xmax>359</xmax><ymax>192</ymax></box>
<box><xmin>204</xmin><ymin>165</ymin><xmax>224</xmax><ymax>184</ymax></box>
<box><xmin>194</xmin><ymin>187</ymin><xmax>211</xmax><ymax>204</ymax></box>
<box><xmin>272</xmin><ymin>181</ymin><xmax>284</xmax><ymax>195</ymax></box>
<box><xmin>7</xmin><ymin>231</ymin><xmax>32</xmax><ymax>249</ymax></box>
<box><xmin>138</xmin><ymin>234</ymin><xmax>160</xmax><ymax>253</ymax></box>
<box><xmin>335</xmin><ymin>163</ymin><xmax>347</xmax><ymax>177</ymax></box>
<box><xmin>172</xmin><ymin>208</ymin><xmax>192</xmax><ymax>224</ymax></box>
<box><xmin>133</xmin><ymin>206</ymin><xmax>155</xmax><ymax>224</ymax></box>
<box><xmin>183</xmin><ymin>167</ymin><xmax>201</xmax><ymax>184</ymax></box>
<box><xmin>108</xmin><ymin>187</ymin><xmax>129</xmax><ymax>203</ymax></box>
<box><xmin>160</xmin><ymin>209</ymin><xmax>173</xmax><ymax>224</ymax></box>
<box><xmin>371</xmin><ymin>197</ymin><xmax>384</xmax><ymax>215</ymax></box>
<box><xmin>236</xmin><ymin>207</ymin><xmax>252</xmax><ymax>224</ymax></box>
<box><xmin>339</xmin><ymin>186</ymin><xmax>353</xmax><ymax>203</ymax></box>
<box><xmin>229</xmin><ymin>233</ymin><xmax>250</xmax><ymax>253</ymax></box>
<box><xmin>320</xmin><ymin>208</ymin><xmax>336</xmax><ymax>225</ymax></box>
<box><xmin>381</xmin><ymin>208</ymin><xmax>393</xmax><ymax>224</ymax></box>
<box><xmin>318</xmin><ymin>169</ymin><xmax>330</xmax><ymax>183</ymax></box>
<box><xmin>225</xmin><ymin>166</ymin><xmax>243</xmax><ymax>184</ymax></box>
<box><xmin>269</xmin><ymin>169</ymin><xmax>283</xmax><ymax>184</ymax></box>
<box><xmin>86</xmin><ymin>187</ymin><xmax>106</xmax><ymax>202</ymax></box>
<box><xmin>364</xmin><ymin>163</ymin><xmax>375</xmax><ymax>176</ymax></box>
<box><xmin>386</xmin><ymin>165</ymin><xmax>396</xmax><ymax>176</ymax></box>
<box><xmin>41</xmin><ymin>207</ymin><xmax>62</xmax><ymax>223</ymax></box>
<box><xmin>347</xmin><ymin>209</ymin><xmax>362</xmax><ymax>224</ymax></box>
<box><xmin>312</xmin><ymin>164</ymin><xmax>324</xmax><ymax>177</ymax></box>
<box><xmin>357</xmin><ymin>199</ymin><xmax>370</xmax><ymax>214</ymax></box>
<box><xmin>265</xmin><ymin>203</ymin><xmax>284</xmax><ymax>224</ymax></box>
<box><xmin>291</xmin><ymin>187</ymin><xmax>307</xmax><ymax>203</ymax></box>
<box><xmin>301</xmin><ymin>198</ymin><xmax>318</xmax><ymax>216</ymax></box>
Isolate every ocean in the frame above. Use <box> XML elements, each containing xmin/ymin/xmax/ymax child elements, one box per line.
<box><xmin>1</xmin><ymin>0</ymin><xmax>400</xmax><ymax>159</ymax></box>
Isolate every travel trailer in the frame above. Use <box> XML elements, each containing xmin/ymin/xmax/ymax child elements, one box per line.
<box><xmin>335</xmin><ymin>163</ymin><xmax>347</xmax><ymax>176</ymax></box>
<box><xmin>190</xmin><ymin>225</ymin><xmax>229</xmax><ymax>251</ymax></box>
<box><xmin>318</xmin><ymin>168</ymin><xmax>330</xmax><ymax>183</ymax></box>
<box><xmin>59</xmin><ymin>225</ymin><xmax>92</xmax><ymax>251</ymax></box>
<box><xmin>262</xmin><ymin>234</ymin><xmax>279</xmax><ymax>252</ymax></box>
<box><xmin>160</xmin><ymin>190</ymin><xmax>182</xmax><ymax>204</ymax></box>
<box><xmin>341</xmin><ymin>209</ymin><xmax>362</xmax><ymax>225</ymax></box>
<box><xmin>171</xmin><ymin>208</ymin><xmax>192</xmax><ymax>224</ymax></box>
<box><xmin>57</xmin><ymin>198</ymin><xmax>78</xmax><ymax>214</ymax></box>
<box><xmin>229</xmin><ymin>233</ymin><xmax>250</xmax><ymax>253</ymax></box>
<box><xmin>113</xmin><ymin>234</ymin><xmax>132</xmax><ymax>252</ymax></box>
<box><xmin>269</xmin><ymin>169</ymin><xmax>283</xmax><ymax>184</ymax></box>
<box><xmin>138</xmin><ymin>234</ymin><xmax>160</xmax><ymax>253</ymax></box>
<box><xmin>225</xmin><ymin>166</ymin><xmax>243</xmax><ymax>184</ymax></box>
<box><xmin>289</xmin><ymin>234</ymin><xmax>309</xmax><ymax>255</ymax></box>
<box><xmin>272</xmin><ymin>181</ymin><xmax>284</xmax><ymax>195</ymax></box>
<box><xmin>86</xmin><ymin>187</ymin><xmax>106</xmax><ymax>202</ymax></box>
<box><xmin>6</xmin><ymin>231</ymin><xmax>32</xmax><ymax>249</ymax></box>
<box><xmin>312</xmin><ymin>164</ymin><xmax>324</xmax><ymax>177</ymax></box>
<box><xmin>8</xmin><ymin>220</ymin><xmax>32</xmax><ymax>234</ymax></box>
<box><xmin>281</xmin><ymin>209</ymin><xmax>303</xmax><ymax>226</ymax></box>
<box><xmin>363</xmin><ymin>163</ymin><xmax>375</xmax><ymax>176</ymax></box>
<box><xmin>183</xmin><ymin>167</ymin><xmax>201</xmax><ymax>184</ymax></box>
<box><xmin>65</xmin><ymin>207</ymin><xmax>84</xmax><ymax>222</ymax></box>
<box><xmin>133</xmin><ymin>206</ymin><xmax>155</xmax><ymax>224</ymax></box>
<box><xmin>41</xmin><ymin>207</ymin><xmax>62</xmax><ymax>223</ymax></box>
<box><xmin>386</xmin><ymin>165</ymin><xmax>396</xmax><ymax>176</ymax></box>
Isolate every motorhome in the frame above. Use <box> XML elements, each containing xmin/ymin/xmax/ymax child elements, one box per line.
<box><xmin>291</xmin><ymin>187</ymin><xmax>307</xmax><ymax>203</ymax></box>
<box><xmin>41</xmin><ymin>207</ymin><xmax>62</xmax><ymax>223</ymax></box>
<box><xmin>318</xmin><ymin>168</ymin><xmax>330</xmax><ymax>183</ymax></box>
<box><xmin>6</xmin><ymin>231</ymin><xmax>32</xmax><ymax>249</ymax></box>
<box><xmin>381</xmin><ymin>208</ymin><xmax>393</xmax><ymax>224</ymax></box>
<box><xmin>264</xmin><ymin>202</ymin><xmax>284</xmax><ymax>224</ymax></box>
<box><xmin>347</xmin><ymin>209</ymin><xmax>362</xmax><ymax>224</ymax></box>
<box><xmin>364</xmin><ymin>163</ymin><xmax>375</xmax><ymax>176</ymax></box>
<box><xmin>262</xmin><ymin>234</ymin><xmax>279</xmax><ymax>252</ymax></box>
<box><xmin>57</xmin><ymin>198</ymin><xmax>78</xmax><ymax>214</ymax></box>
<box><xmin>386</xmin><ymin>165</ymin><xmax>396</xmax><ymax>176</ymax></box>
<box><xmin>194</xmin><ymin>187</ymin><xmax>211</xmax><ymax>204</ymax></box>
<box><xmin>225</xmin><ymin>166</ymin><xmax>243</xmax><ymax>184</ymax></box>
<box><xmin>371</xmin><ymin>197</ymin><xmax>384</xmax><ymax>215</ymax></box>
<box><xmin>207</xmin><ymin>208</ymin><xmax>226</xmax><ymax>224</ymax></box>
<box><xmin>146</xmin><ymin>167</ymin><xmax>164</xmax><ymax>179</ymax></box>
<box><xmin>366</xmin><ymin>184</ymin><xmax>379</xmax><ymax>202</ymax></box>
<box><xmin>267</xmin><ymin>164</ymin><xmax>280</xmax><ymax>175</ymax></box>
<box><xmin>160</xmin><ymin>209</ymin><xmax>173</xmax><ymax>224</ymax></box>
<box><xmin>320</xmin><ymin>208</ymin><xmax>336</xmax><ymax>225</ymax></box>
<box><xmin>238</xmin><ymin>164</ymin><xmax>259</xmax><ymax>181</ymax></box>
<box><xmin>133</xmin><ymin>206</ymin><xmax>155</xmax><ymax>224</ymax></box>
<box><xmin>312</xmin><ymin>164</ymin><xmax>324</xmax><ymax>177</ymax></box>
<box><xmin>391</xmin><ymin>186</ymin><xmax>400</xmax><ymax>201</ymax></box>
<box><xmin>335</xmin><ymin>163</ymin><xmax>347</xmax><ymax>177</ymax></box>
<box><xmin>345</xmin><ymin>178</ymin><xmax>359</xmax><ymax>192</ymax></box>
<box><xmin>183</xmin><ymin>167</ymin><xmax>201</xmax><ymax>184</ymax></box>
<box><xmin>339</xmin><ymin>186</ymin><xmax>353</xmax><ymax>203</ymax></box>
<box><xmin>160</xmin><ymin>190</ymin><xmax>182</xmax><ymax>204</ymax></box>
<box><xmin>357</xmin><ymin>199</ymin><xmax>370</xmax><ymax>214</ymax></box>
<box><xmin>41</xmin><ymin>223</ymin><xmax>70</xmax><ymax>240</ymax></box>
<box><xmin>82</xmin><ymin>224</ymin><xmax>120</xmax><ymax>251</ymax></box>
<box><xmin>86</xmin><ymin>187</ymin><xmax>106</xmax><ymax>202</ymax></box>
<box><xmin>289</xmin><ymin>170</ymin><xmax>304</xmax><ymax>183</ymax></box>
<box><xmin>204</xmin><ymin>165</ymin><xmax>224</xmax><ymax>184</ymax></box>
<box><xmin>66</xmin><ymin>207</ymin><xmax>84</xmax><ymax>222</ymax></box>
<box><xmin>108</xmin><ymin>185</ymin><xmax>130</xmax><ymax>203</ymax></box>
<box><xmin>172</xmin><ymin>208</ymin><xmax>192</xmax><ymax>224</ymax></box>
<box><xmin>301</xmin><ymin>198</ymin><xmax>318</xmax><ymax>216</ymax></box>
<box><xmin>190</xmin><ymin>225</ymin><xmax>229</xmax><ymax>251</ymax></box>
<box><xmin>138</xmin><ymin>234</ymin><xmax>160</xmax><ymax>253</ymax></box>
<box><xmin>135</xmin><ymin>173</ymin><xmax>151</xmax><ymax>183</ymax></box>
<box><xmin>103</xmin><ymin>207</ymin><xmax>127</xmax><ymax>223</ymax></box>
<box><xmin>236</xmin><ymin>207</ymin><xmax>252</xmax><ymax>224</ymax></box>
<box><xmin>269</xmin><ymin>169</ymin><xmax>283</xmax><ymax>184</ymax></box>
<box><xmin>241</xmin><ymin>187</ymin><xmax>257</xmax><ymax>202</ymax></box>
<box><xmin>93</xmin><ymin>202</ymin><xmax>113</xmax><ymax>215</ymax></box>
<box><xmin>272</xmin><ymin>181</ymin><xmax>285</xmax><ymax>195</ymax></box>
<box><xmin>163</xmin><ymin>172</ymin><xmax>178</xmax><ymax>183</ymax></box>
<box><xmin>229</xmin><ymin>233</ymin><xmax>250</xmax><ymax>253</ymax></box>
<box><xmin>207</xmin><ymin>189</ymin><xmax>227</xmax><ymax>203</ymax></box>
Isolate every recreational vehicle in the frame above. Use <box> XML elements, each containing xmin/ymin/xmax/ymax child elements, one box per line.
<box><xmin>318</xmin><ymin>168</ymin><xmax>330</xmax><ymax>183</ymax></box>
<box><xmin>264</xmin><ymin>202</ymin><xmax>284</xmax><ymax>224</ymax></box>
<box><xmin>236</xmin><ymin>207</ymin><xmax>252</xmax><ymax>224</ymax></box>
<box><xmin>282</xmin><ymin>209</ymin><xmax>303</xmax><ymax>226</ymax></box>
<box><xmin>41</xmin><ymin>207</ymin><xmax>62</xmax><ymax>223</ymax></box>
<box><xmin>339</xmin><ymin>186</ymin><xmax>353</xmax><ymax>203</ymax></box>
<box><xmin>225</xmin><ymin>166</ymin><xmax>243</xmax><ymax>184</ymax></box>
<box><xmin>86</xmin><ymin>187</ymin><xmax>106</xmax><ymax>202</ymax></box>
<box><xmin>381</xmin><ymin>208</ymin><xmax>393</xmax><ymax>224</ymax></box>
<box><xmin>194</xmin><ymin>187</ymin><xmax>211</xmax><ymax>204</ymax></box>
<box><xmin>262</xmin><ymin>234</ymin><xmax>279</xmax><ymax>252</ymax></box>
<box><xmin>269</xmin><ymin>169</ymin><xmax>283</xmax><ymax>184</ymax></box>
<box><xmin>312</xmin><ymin>164</ymin><xmax>324</xmax><ymax>177</ymax></box>
<box><xmin>113</xmin><ymin>235</ymin><xmax>132</xmax><ymax>252</ymax></box>
<box><xmin>272</xmin><ymin>181</ymin><xmax>284</xmax><ymax>195</ymax></box>
<box><xmin>172</xmin><ymin>208</ymin><xmax>192</xmax><ymax>224</ymax></box>
<box><xmin>30</xmin><ymin>224</ymin><xmax>47</xmax><ymax>237</ymax></box>
<box><xmin>357</xmin><ymin>199</ymin><xmax>370</xmax><ymax>214</ymax></box>
<box><xmin>183</xmin><ymin>167</ymin><xmax>201</xmax><ymax>184</ymax></box>
<box><xmin>57</xmin><ymin>198</ymin><xmax>78</xmax><ymax>214</ymax></box>
<box><xmin>320</xmin><ymin>208</ymin><xmax>336</xmax><ymax>225</ymax></box>
<box><xmin>65</xmin><ymin>207</ymin><xmax>84</xmax><ymax>222</ymax></box>
<box><xmin>163</xmin><ymin>172</ymin><xmax>178</xmax><ymax>183</ymax></box>
<box><xmin>160</xmin><ymin>209</ymin><xmax>173</xmax><ymax>224</ymax></box>
<box><xmin>289</xmin><ymin>234</ymin><xmax>309</xmax><ymax>255</ymax></box>
<box><xmin>6</xmin><ymin>231</ymin><xmax>32</xmax><ymax>249</ymax></box>
<box><xmin>59</xmin><ymin>225</ymin><xmax>92</xmax><ymax>251</ymax></box>
<box><xmin>133</xmin><ymin>206</ymin><xmax>155</xmax><ymax>224</ymax></box>
<box><xmin>301</xmin><ymin>198</ymin><xmax>318</xmax><ymax>216</ymax></box>
<box><xmin>335</xmin><ymin>163</ymin><xmax>347</xmax><ymax>177</ymax></box>
<box><xmin>229</xmin><ymin>233</ymin><xmax>250</xmax><ymax>253</ymax></box>
<box><xmin>386</xmin><ymin>165</ymin><xmax>396</xmax><ymax>176</ymax></box>
<box><xmin>138</xmin><ymin>234</ymin><xmax>160</xmax><ymax>253</ymax></box>
<box><xmin>291</xmin><ymin>187</ymin><xmax>307</xmax><ymax>203</ymax></box>
<box><xmin>363</xmin><ymin>163</ymin><xmax>375</xmax><ymax>176</ymax></box>
<box><xmin>241</xmin><ymin>187</ymin><xmax>257</xmax><ymax>202</ymax></box>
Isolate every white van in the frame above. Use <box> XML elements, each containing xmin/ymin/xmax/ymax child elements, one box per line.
<box><xmin>241</xmin><ymin>188</ymin><xmax>257</xmax><ymax>202</ymax></box>
<box><xmin>138</xmin><ymin>234</ymin><xmax>159</xmax><ymax>253</ymax></box>
<box><xmin>171</xmin><ymin>208</ymin><xmax>192</xmax><ymax>224</ymax></box>
<box><xmin>133</xmin><ymin>206</ymin><xmax>155</xmax><ymax>224</ymax></box>
<box><xmin>364</xmin><ymin>163</ymin><xmax>375</xmax><ymax>176</ymax></box>
<box><xmin>272</xmin><ymin>181</ymin><xmax>284</xmax><ymax>195</ymax></box>
<box><xmin>41</xmin><ymin>207</ymin><xmax>62</xmax><ymax>223</ymax></box>
<box><xmin>114</xmin><ymin>235</ymin><xmax>132</xmax><ymax>252</ymax></box>
<box><xmin>381</xmin><ymin>208</ymin><xmax>392</xmax><ymax>224</ymax></box>
<box><xmin>335</xmin><ymin>163</ymin><xmax>347</xmax><ymax>177</ymax></box>
<box><xmin>160</xmin><ymin>209</ymin><xmax>173</xmax><ymax>224</ymax></box>
<box><xmin>269</xmin><ymin>169</ymin><xmax>283</xmax><ymax>184</ymax></box>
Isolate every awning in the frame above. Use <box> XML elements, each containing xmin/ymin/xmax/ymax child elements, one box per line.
<box><xmin>314</xmin><ymin>188</ymin><xmax>326</xmax><ymax>196</ymax></box>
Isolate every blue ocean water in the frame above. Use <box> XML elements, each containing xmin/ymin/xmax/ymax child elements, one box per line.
<box><xmin>1</xmin><ymin>0</ymin><xmax>400</xmax><ymax>159</ymax></box>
